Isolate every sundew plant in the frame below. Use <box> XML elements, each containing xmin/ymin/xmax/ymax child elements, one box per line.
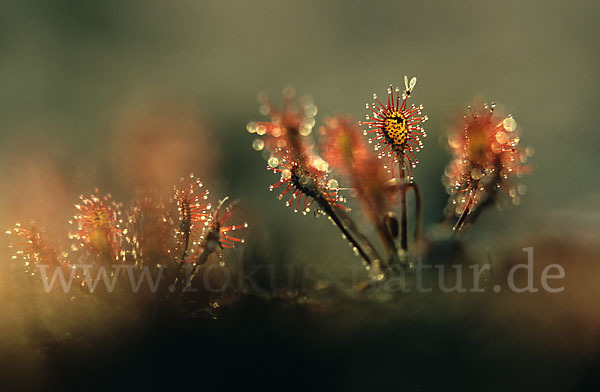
<box><xmin>247</xmin><ymin>76</ymin><xmax>530</xmax><ymax>282</ymax></box>
<box><xmin>8</xmin><ymin>75</ymin><xmax>531</xmax><ymax>301</ymax></box>
<box><xmin>4</xmin><ymin>2</ymin><xmax>600</xmax><ymax>391</ymax></box>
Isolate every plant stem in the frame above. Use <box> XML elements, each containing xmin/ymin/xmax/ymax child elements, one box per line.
<box><xmin>179</xmin><ymin>230</ymin><xmax>190</xmax><ymax>263</ymax></box>
<box><xmin>453</xmin><ymin>192</ymin><xmax>474</xmax><ymax>232</ymax></box>
<box><xmin>376</xmin><ymin>221</ymin><xmax>399</xmax><ymax>264</ymax></box>
<box><xmin>321</xmin><ymin>202</ymin><xmax>374</xmax><ymax>267</ymax></box>
<box><xmin>406</xmin><ymin>182</ymin><xmax>423</xmax><ymax>245</ymax></box>
<box><xmin>457</xmin><ymin>182</ymin><xmax>499</xmax><ymax>233</ymax></box>
<box><xmin>163</xmin><ymin>220</ymin><xmax>192</xmax><ymax>296</ymax></box>
<box><xmin>399</xmin><ymin>167</ymin><xmax>408</xmax><ymax>251</ymax></box>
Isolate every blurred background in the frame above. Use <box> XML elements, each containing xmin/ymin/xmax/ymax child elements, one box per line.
<box><xmin>0</xmin><ymin>0</ymin><xmax>599</xmax><ymax>389</ymax></box>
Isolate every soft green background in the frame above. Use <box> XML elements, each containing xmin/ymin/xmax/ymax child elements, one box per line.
<box><xmin>0</xmin><ymin>0</ymin><xmax>598</xmax><ymax>268</ymax></box>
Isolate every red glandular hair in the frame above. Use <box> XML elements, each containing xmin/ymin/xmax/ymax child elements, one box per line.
<box><xmin>268</xmin><ymin>148</ymin><xmax>346</xmax><ymax>214</ymax></box>
<box><xmin>7</xmin><ymin>223</ymin><xmax>63</xmax><ymax>273</ymax></box>
<box><xmin>174</xmin><ymin>174</ymin><xmax>211</xmax><ymax>259</ymax></box>
<box><xmin>360</xmin><ymin>77</ymin><xmax>428</xmax><ymax>180</ymax></box>
<box><xmin>444</xmin><ymin>102</ymin><xmax>531</xmax><ymax>217</ymax></box>
<box><xmin>70</xmin><ymin>190</ymin><xmax>122</xmax><ymax>260</ymax></box>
